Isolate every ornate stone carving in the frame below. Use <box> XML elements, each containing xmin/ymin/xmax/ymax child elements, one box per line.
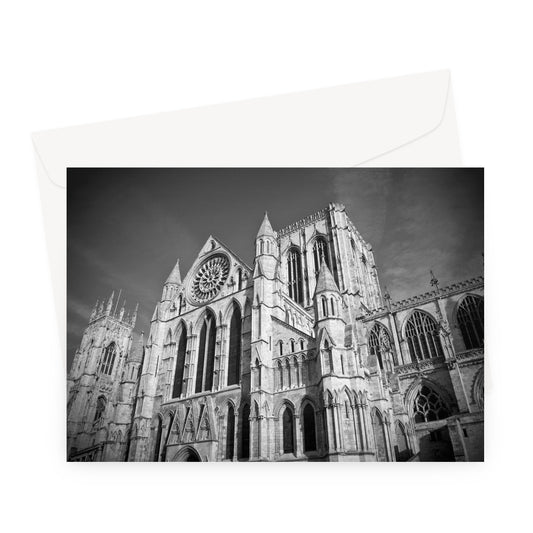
<box><xmin>189</xmin><ymin>254</ymin><xmax>230</xmax><ymax>303</ymax></box>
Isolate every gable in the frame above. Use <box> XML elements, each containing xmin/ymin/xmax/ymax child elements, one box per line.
<box><xmin>181</xmin><ymin>236</ymin><xmax>252</xmax><ymax>307</ymax></box>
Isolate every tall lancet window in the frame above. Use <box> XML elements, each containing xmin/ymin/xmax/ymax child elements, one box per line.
<box><xmin>93</xmin><ymin>395</ymin><xmax>107</xmax><ymax>423</ymax></box>
<box><xmin>312</xmin><ymin>237</ymin><xmax>330</xmax><ymax>277</ymax></box>
<box><xmin>172</xmin><ymin>323</ymin><xmax>187</xmax><ymax>398</ymax></box>
<box><xmin>153</xmin><ymin>416</ymin><xmax>163</xmax><ymax>462</ymax></box>
<box><xmin>457</xmin><ymin>295</ymin><xmax>484</xmax><ymax>350</ymax></box>
<box><xmin>282</xmin><ymin>406</ymin><xmax>295</xmax><ymax>454</ymax></box>
<box><xmin>195</xmin><ymin>312</ymin><xmax>216</xmax><ymax>393</ymax></box>
<box><xmin>369</xmin><ymin>323</ymin><xmax>394</xmax><ymax>369</ymax></box>
<box><xmin>99</xmin><ymin>342</ymin><xmax>116</xmax><ymax>375</ymax></box>
<box><xmin>227</xmin><ymin>303</ymin><xmax>242</xmax><ymax>386</ymax></box>
<box><xmin>405</xmin><ymin>311</ymin><xmax>443</xmax><ymax>361</ymax></box>
<box><xmin>240</xmin><ymin>404</ymin><xmax>250</xmax><ymax>460</ymax></box>
<box><xmin>226</xmin><ymin>404</ymin><xmax>235</xmax><ymax>460</ymax></box>
<box><xmin>287</xmin><ymin>248</ymin><xmax>303</xmax><ymax>305</ymax></box>
<box><xmin>303</xmin><ymin>403</ymin><xmax>317</xmax><ymax>452</ymax></box>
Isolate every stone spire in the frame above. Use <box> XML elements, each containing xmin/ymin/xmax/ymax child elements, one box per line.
<box><xmin>165</xmin><ymin>259</ymin><xmax>182</xmax><ymax>285</ymax></box>
<box><xmin>256</xmin><ymin>211</ymin><xmax>275</xmax><ymax>238</ymax></box>
<box><xmin>314</xmin><ymin>261</ymin><xmax>340</xmax><ymax>295</ymax></box>
<box><xmin>131</xmin><ymin>303</ymin><xmax>139</xmax><ymax>327</ymax></box>
<box><xmin>90</xmin><ymin>299</ymin><xmax>99</xmax><ymax>320</ymax></box>
<box><xmin>106</xmin><ymin>291</ymin><xmax>115</xmax><ymax>314</ymax></box>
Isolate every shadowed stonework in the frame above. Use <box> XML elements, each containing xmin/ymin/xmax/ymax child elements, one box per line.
<box><xmin>67</xmin><ymin>173</ymin><xmax>484</xmax><ymax>462</ymax></box>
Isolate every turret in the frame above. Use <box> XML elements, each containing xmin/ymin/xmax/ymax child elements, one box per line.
<box><xmin>254</xmin><ymin>212</ymin><xmax>278</xmax><ymax>279</ymax></box>
<box><xmin>313</xmin><ymin>261</ymin><xmax>345</xmax><ymax>344</ymax></box>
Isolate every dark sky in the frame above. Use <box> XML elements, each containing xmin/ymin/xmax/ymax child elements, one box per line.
<box><xmin>67</xmin><ymin>168</ymin><xmax>483</xmax><ymax>369</ymax></box>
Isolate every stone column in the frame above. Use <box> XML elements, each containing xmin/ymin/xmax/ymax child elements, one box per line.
<box><xmin>384</xmin><ymin>417</ymin><xmax>393</xmax><ymax>461</ymax></box>
<box><xmin>351</xmin><ymin>403</ymin><xmax>360</xmax><ymax>450</ymax></box>
<box><xmin>327</xmin><ymin>405</ymin><xmax>337</xmax><ymax>452</ymax></box>
<box><xmin>334</xmin><ymin>403</ymin><xmax>344</xmax><ymax>452</ymax></box>
<box><xmin>217</xmin><ymin>413</ymin><xmax>224</xmax><ymax>461</ymax></box>
<box><xmin>214</xmin><ymin>324</ymin><xmax>225</xmax><ymax>391</ymax></box>
<box><xmin>362</xmin><ymin>402</ymin><xmax>371</xmax><ymax>450</ymax></box>
<box><xmin>232</xmin><ymin>409</ymin><xmax>239</xmax><ymax>462</ymax></box>
<box><xmin>295</xmin><ymin>414</ymin><xmax>303</xmax><ymax>457</ymax></box>
<box><xmin>185</xmin><ymin>334</ymin><xmax>197</xmax><ymax>396</ymax></box>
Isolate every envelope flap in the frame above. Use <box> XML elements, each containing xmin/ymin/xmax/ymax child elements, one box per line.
<box><xmin>33</xmin><ymin>70</ymin><xmax>451</xmax><ymax>188</ymax></box>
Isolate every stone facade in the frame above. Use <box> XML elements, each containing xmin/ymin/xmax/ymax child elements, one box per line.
<box><xmin>67</xmin><ymin>203</ymin><xmax>484</xmax><ymax>462</ymax></box>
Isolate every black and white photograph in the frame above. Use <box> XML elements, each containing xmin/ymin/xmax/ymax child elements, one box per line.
<box><xmin>67</xmin><ymin>168</ymin><xmax>484</xmax><ymax>462</ymax></box>
<box><xmin>8</xmin><ymin>1</ymin><xmax>533</xmax><ymax>530</ymax></box>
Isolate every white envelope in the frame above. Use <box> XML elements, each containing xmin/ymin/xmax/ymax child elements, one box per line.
<box><xmin>32</xmin><ymin>69</ymin><xmax>461</xmax><ymax>359</ymax></box>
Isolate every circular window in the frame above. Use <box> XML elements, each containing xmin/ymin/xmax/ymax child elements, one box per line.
<box><xmin>189</xmin><ymin>254</ymin><xmax>230</xmax><ymax>303</ymax></box>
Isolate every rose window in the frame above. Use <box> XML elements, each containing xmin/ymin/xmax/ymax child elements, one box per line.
<box><xmin>190</xmin><ymin>254</ymin><xmax>230</xmax><ymax>303</ymax></box>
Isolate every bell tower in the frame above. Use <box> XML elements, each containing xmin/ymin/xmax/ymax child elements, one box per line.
<box><xmin>66</xmin><ymin>291</ymin><xmax>138</xmax><ymax>461</ymax></box>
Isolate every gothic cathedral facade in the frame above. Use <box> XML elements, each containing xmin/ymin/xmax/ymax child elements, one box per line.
<box><xmin>67</xmin><ymin>203</ymin><xmax>484</xmax><ymax>462</ymax></box>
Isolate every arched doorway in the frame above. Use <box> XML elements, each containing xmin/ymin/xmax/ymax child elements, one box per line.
<box><xmin>173</xmin><ymin>446</ymin><xmax>202</xmax><ymax>462</ymax></box>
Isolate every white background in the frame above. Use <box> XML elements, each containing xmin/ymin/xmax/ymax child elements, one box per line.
<box><xmin>1</xmin><ymin>1</ymin><xmax>531</xmax><ymax>532</ymax></box>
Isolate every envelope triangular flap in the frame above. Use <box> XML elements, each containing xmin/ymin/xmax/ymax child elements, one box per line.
<box><xmin>33</xmin><ymin>70</ymin><xmax>451</xmax><ymax>189</ymax></box>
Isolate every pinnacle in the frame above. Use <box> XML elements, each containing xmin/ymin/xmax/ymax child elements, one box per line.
<box><xmin>256</xmin><ymin>211</ymin><xmax>275</xmax><ymax>238</ymax></box>
<box><xmin>166</xmin><ymin>258</ymin><xmax>182</xmax><ymax>285</ymax></box>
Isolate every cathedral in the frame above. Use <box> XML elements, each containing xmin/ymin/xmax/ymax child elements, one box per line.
<box><xmin>67</xmin><ymin>202</ymin><xmax>484</xmax><ymax>462</ymax></box>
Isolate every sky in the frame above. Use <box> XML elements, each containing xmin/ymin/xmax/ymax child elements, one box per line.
<box><xmin>67</xmin><ymin>168</ymin><xmax>483</xmax><ymax>369</ymax></box>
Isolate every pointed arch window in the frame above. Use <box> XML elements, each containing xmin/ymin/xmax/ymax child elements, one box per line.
<box><xmin>369</xmin><ymin>323</ymin><xmax>393</xmax><ymax>370</ymax></box>
<box><xmin>323</xmin><ymin>339</ymin><xmax>333</xmax><ymax>373</ymax></box>
<box><xmin>290</xmin><ymin>339</ymin><xmax>295</xmax><ymax>353</ymax></box>
<box><xmin>172</xmin><ymin>324</ymin><xmax>187</xmax><ymax>398</ymax></box>
<box><xmin>282</xmin><ymin>407</ymin><xmax>295</xmax><ymax>454</ymax></box>
<box><xmin>303</xmin><ymin>404</ymin><xmax>317</xmax><ymax>452</ymax></box>
<box><xmin>278</xmin><ymin>341</ymin><xmax>283</xmax><ymax>356</ymax></box>
<box><xmin>195</xmin><ymin>312</ymin><xmax>216</xmax><ymax>393</ymax></box>
<box><xmin>240</xmin><ymin>404</ymin><xmax>250</xmax><ymax>460</ymax></box>
<box><xmin>277</xmin><ymin>360</ymin><xmax>284</xmax><ymax>390</ymax></box>
<box><xmin>457</xmin><ymin>295</ymin><xmax>484</xmax><ymax>350</ymax></box>
<box><xmin>405</xmin><ymin>311</ymin><xmax>443</xmax><ymax>361</ymax></box>
<box><xmin>93</xmin><ymin>395</ymin><xmax>106</xmax><ymax>423</ymax></box>
<box><xmin>372</xmin><ymin>409</ymin><xmax>388</xmax><ymax>461</ymax></box>
<box><xmin>413</xmin><ymin>385</ymin><xmax>450</xmax><ymax>423</ymax></box>
<box><xmin>394</xmin><ymin>421</ymin><xmax>411</xmax><ymax>461</ymax></box>
<box><xmin>312</xmin><ymin>237</ymin><xmax>330</xmax><ymax>277</ymax></box>
<box><xmin>321</xmin><ymin>296</ymin><xmax>328</xmax><ymax>317</ymax></box>
<box><xmin>99</xmin><ymin>342</ymin><xmax>116</xmax><ymax>375</ymax></box>
<box><xmin>287</xmin><ymin>247</ymin><xmax>303</xmax><ymax>305</ymax></box>
<box><xmin>153</xmin><ymin>416</ymin><xmax>163</xmax><ymax>461</ymax></box>
<box><xmin>226</xmin><ymin>405</ymin><xmax>235</xmax><ymax>460</ymax></box>
<box><xmin>228</xmin><ymin>303</ymin><xmax>242</xmax><ymax>386</ymax></box>
<box><xmin>285</xmin><ymin>359</ymin><xmax>291</xmax><ymax>388</ymax></box>
<box><xmin>330</xmin><ymin>297</ymin><xmax>336</xmax><ymax>316</ymax></box>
